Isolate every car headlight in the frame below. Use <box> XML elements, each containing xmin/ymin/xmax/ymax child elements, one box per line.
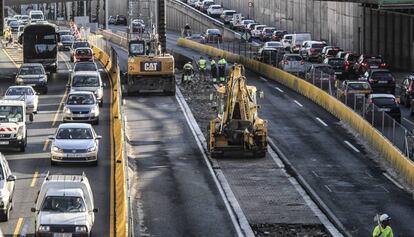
<box><xmin>64</xmin><ymin>107</ymin><xmax>71</xmax><ymax>114</ymax></box>
<box><xmin>16</xmin><ymin>127</ymin><xmax>24</xmax><ymax>140</ymax></box>
<box><xmin>75</xmin><ymin>226</ymin><xmax>88</xmax><ymax>232</ymax></box>
<box><xmin>87</xmin><ymin>146</ymin><xmax>97</xmax><ymax>152</ymax></box>
<box><xmin>95</xmin><ymin>89</ymin><xmax>103</xmax><ymax>97</ymax></box>
<box><xmin>39</xmin><ymin>76</ymin><xmax>47</xmax><ymax>82</ymax></box>
<box><xmin>52</xmin><ymin>146</ymin><xmax>64</xmax><ymax>153</ymax></box>
<box><xmin>90</xmin><ymin>106</ymin><xmax>98</xmax><ymax>115</ymax></box>
<box><xmin>38</xmin><ymin>225</ymin><xmax>50</xmax><ymax>232</ymax></box>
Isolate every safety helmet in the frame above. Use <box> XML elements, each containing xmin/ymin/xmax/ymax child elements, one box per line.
<box><xmin>380</xmin><ymin>214</ymin><xmax>391</xmax><ymax>222</ymax></box>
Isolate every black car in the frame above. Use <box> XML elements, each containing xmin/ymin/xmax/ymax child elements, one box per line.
<box><xmin>323</xmin><ymin>58</ymin><xmax>345</xmax><ymax>79</ymax></box>
<box><xmin>15</xmin><ymin>63</ymin><xmax>48</xmax><ymax>94</ymax></box>
<box><xmin>115</xmin><ymin>15</ymin><xmax>127</xmax><ymax>25</ymax></box>
<box><xmin>365</xmin><ymin>94</ymin><xmax>401</xmax><ymax>123</ymax></box>
<box><xmin>59</xmin><ymin>35</ymin><xmax>75</xmax><ymax>51</ymax></box>
<box><xmin>359</xmin><ymin>69</ymin><xmax>395</xmax><ymax>94</ymax></box>
<box><xmin>399</xmin><ymin>75</ymin><xmax>414</xmax><ymax>108</ymax></box>
<box><xmin>344</xmin><ymin>52</ymin><xmax>360</xmax><ymax>78</ymax></box>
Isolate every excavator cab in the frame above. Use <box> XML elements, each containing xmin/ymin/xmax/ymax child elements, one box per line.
<box><xmin>129</xmin><ymin>40</ymin><xmax>146</xmax><ymax>56</ymax></box>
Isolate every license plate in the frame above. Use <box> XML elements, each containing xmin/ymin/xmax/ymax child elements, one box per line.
<box><xmin>68</xmin><ymin>153</ymin><xmax>83</xmax><ymax>158</ymax></box>
<box><xmin>0</xmin><ymin>141</ymin><xmax>9</xmax><ymax>145</ymax></box>
<box><xmin>53</xmin><ymin>234</ymin><xmax>72</xmax><ymax>237</ymax></box>
<box><xmin>378</xmin><ymin>108</ymin><xmax>391</xmax><ymax>112</ymax></box>
<box><xmin>378</xmin><ymin>81</ymin><xmax>388</xmax><ymax>84</ymax></box>
<box><xmin>73</xmin><ymin>114</ymin><xmax>88</xmax><ymax>117</ymax></box>
<box><xmin>335</xmin><ymin>72</ymin><xmax>342</xmax><ymax>75</ymax></box>
<box><xmin>371</xmin><ymin>66</ymin><xmax>379</xmax><ymax>69</ymax></box>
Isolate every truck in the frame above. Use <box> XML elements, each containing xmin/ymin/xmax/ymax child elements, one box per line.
<box><xmin>31</xmin><ymin>173</ymin><xmax>98</xmax><ymax>237</ymax></box>
<box><xmin>0</xmin><ymin>100</ymin><xmax>31</xmax><ymax>152</ymax></box>
<box><xmin>18</xmin><ymin>22</ymin><xmax>58</xmax><ymax>73</ymax></box>
<box><xmin>209</xmin><ymin>64</ymin><xmax>268</xmax><ymax>158</ymax></box>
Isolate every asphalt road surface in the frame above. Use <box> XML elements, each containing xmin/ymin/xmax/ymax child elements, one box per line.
<box><xmin>0</xmin><ymin>44</ymin><xmax>112</xmax><ymax>236</ymax></box>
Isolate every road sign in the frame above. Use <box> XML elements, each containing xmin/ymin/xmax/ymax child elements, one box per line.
<box><xmin>241</xmin><ymin>32</ymin><xmax>251</xmax><ymax>42</ymax></box>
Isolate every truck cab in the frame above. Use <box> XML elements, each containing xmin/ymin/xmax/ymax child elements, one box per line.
<box><xmin>32</xmin><ymin>174</ymin><xmax>97</xmax><ymax>237</ymax></box>
<box><xmin>0</xmin><ymin>100</ymin><xmax>30</xmax><ymax>152</ymax></box>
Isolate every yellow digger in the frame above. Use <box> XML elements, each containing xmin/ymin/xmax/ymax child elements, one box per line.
<box><xmin>209</xmin><ymin>64</ymin><xmax>267</xmax><ymax>158</ymax></box>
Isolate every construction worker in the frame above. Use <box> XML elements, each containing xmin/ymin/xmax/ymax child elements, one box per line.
<box><xmin>182</xmin><ymin>61</ymin><xmax>194</xmax><ymax>83</ymax></box>
<box><xmin>218</xmin><ymin>56</ymin><xmax>227</xmax><ymax>82</ymax></box>
<box><xmin>210</xmin><ymin>56</ymin><xmax>217</xmax><ymax>83</ymax></box>
<box><xmin>184</xmin><ymin>23</ymin><xmax>191</xmax><ymax>37</ymax></box>
<box><xmin>373</xmin><ymin>214</ymin><xmax>394</xmax><ymax>237</ymax></box>
<box><xmin>198</xmin><ymin>56</ymin><xmax>207</xmax><ymax>80</ymax></box>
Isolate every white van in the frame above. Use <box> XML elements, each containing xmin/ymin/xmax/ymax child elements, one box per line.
<box><xmin>291</xmin><ymin>33</ymin><xmax>312</xmax><ymax>53</ymax></box>
<box><xmin>0</xmin><ymin>153</ymin><xmax>16</xmax><ymax>221</ymax></box>
<box><xmin>0</xmin><ymin>100</ymin><xmax>30</xmax><ymax>152</ymax></box>
<box><xmin>29</xmin><ymin>10</ymin><xmax>44</xmax><ymax>21</ymax></box>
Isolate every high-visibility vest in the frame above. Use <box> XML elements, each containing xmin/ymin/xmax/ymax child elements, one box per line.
<box><xmin>373</xmin><ymin>225</ymin><xmax>393</xmax><ymax>237</ymax></box>
<box><xmin>184</xmin><ymin>63</ymin><xmax>193</xmax><ymax>70</ymax></box>
<box><xmin>218</xmin><ymin>58</ymin><xmax>227</xmax><ymax>65</ymax></box>
<box><xmin>199</xmin><ymin>59</ymin><xmax>207</xmax><ymax>69</ymax></box>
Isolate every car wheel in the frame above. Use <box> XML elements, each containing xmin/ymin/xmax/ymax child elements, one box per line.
<box><xmin>0</xmin><ymin>204</ymin><xmax>10</xmax><ymax>221</ymax></box>
<box><xmin>19</xmin><ymin>142</ymin><xmax>26</xmax><ymax>152</ymax></box>
<box><xmin>99</xmin><ymin>101</ymin><xmax>103</xmax><ymax>108</ymax></box>
<box><xmin>93</xmin><ymin>119</ymin><xmax>99</xmax><ymax>125</ymax></box>
<box><xmin>92</xmin><ymin>159</ymin><xmax>98</xmax><ymax>166</ymax></box>
<box><xmin>410</xmin><ymin>106</ymin><xmax>414</xmax><ymax>116</ymax></box>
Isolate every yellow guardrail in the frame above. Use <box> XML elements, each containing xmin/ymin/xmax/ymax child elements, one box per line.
<box><xmin>177</xmin><ymin>38</ymin><xmax>414</xmax><ymax>187</ymax></box>
<box><xmin>92</xmin><ymin>43</ymin><xmax>128</xmax><ymax>237</ymax></box>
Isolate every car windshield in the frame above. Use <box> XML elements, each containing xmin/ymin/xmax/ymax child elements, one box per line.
<box><xmin>286</xmin><ymin>55</ymin><xmax>302</xmax><ymax>61</ymax></box>
<box><xmin>73</xmin><ymin>42</ymin><xmax>90</xmax><ymax>49</ymax></box>
<box><xmin>6</xmin><ymin>87</ymin><xmax>34</xmax><ymax>96</ymax></box>
<box><xmin>31</xmin><ymin>14</ymin><xmax>43</xmax><ymax>20</ymax></box>
<box><xmin>208</xmin><ymin>29</ymin><xmax>220</xmax><ymax>34</ymax></box>
<box><xmin>0</xmin><ymin>106</ymin><xmax>24</xmax><ymax>123</ymax></box>
<box><xmin>265</xmin><ymin>28</ymin><xmax>275</xmax><ymax>33</ymax></box>
<box><xmin>76</xmin><ymin>49</ymin><xmax>92</xmax><ymax>56</ymax></box>
<box><xmin>225</xmin><ymin>11</ymin><xmax>236</xmax><ymax>15</ymax></box>
<box><xmin>312</xmin><ymin>43</ymin><xmax>326</xmax><ymax>48</ymax></box>
<box><xmin>19</xmin><ymin>66</ymin><xmax>44</xmax><ymax>75</ymax></box>
<box><xmin>327</xmin><ymin>59</ymin><xmax>345</xmax><ymax>66</ymax></box>
<box><xmin>348</xmin><ymin>83</ymin><xmax>370</xmax><ymax>90</ymax></box>
<box><xmin>41</xmin><ymin>196</ymin><xmax>86</xmax><ymax>213</ymax></box>
<box><xmin>10</xmin><ymin>21</ymin><xmax>18</xmax><ymax>27</ymax></box>
<box><xmin>72</xmin><ymin>75</ymin><xmax>99</xmax><ymax>87</ymax></box>
<box><xmin>61</xmin><ymin>35</ymin><xmax>74</xmax><ymax>41</ymax></box>
<box><xmin>67</xmin><ymin>94</ymin><xmax>95</xmax><ymax>105</ymax></box>
<box><xmin>372</xmin><ymin>71</ymin><xmax>393</xmax><ymax>80</ymax></box>
<box><xmin>56</xmin><ymin>127</ymin><xmax>93</xmax><ymax>139</ymax></box>
<box><xmin>74</xmin><ymin>63</ymin><xmax>97</xmax><ymax>72</ymax></box>
<box><xmin>267</xmin><ymin>42</ymin><xmax>282</xmax><ymax>47</ymax></box>
<box><xmin>372</xmin><ymin>98</ymin><xmax>395</xmax><ymax>106</ymax></box>
<box><xmin>327</xmin><ymin>50</ymin><xmax>339</xmax><ymax>56</ymax></box>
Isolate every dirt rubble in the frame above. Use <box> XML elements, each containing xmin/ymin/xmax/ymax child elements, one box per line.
<box><xmin>176</xmin><ymin>71</ymin><xmax>331</xmax><ymax>237</ymax></box>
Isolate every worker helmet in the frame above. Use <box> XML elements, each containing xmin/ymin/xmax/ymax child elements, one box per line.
<box><xmin>380</xmin><ymin>214</ymin><xmax>391</xmax><ymax>222</ymax></box>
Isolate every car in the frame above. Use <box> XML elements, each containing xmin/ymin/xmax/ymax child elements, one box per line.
<box><xmin>58</xmin><ymin>35</ymin><xmax>75</xmax><ymax>51</ymax></box>
<box><xmin>71</xmin><ymin>41</ymin><xmax>91</xmax><ymax>62</ymax></box>
<box><xmin>291</xmin><ymin>33</ymin><xmax>312</xmax><ymax>53</ymax></box>
<box><xmin>108</xmin><ymin>15</ymin><xmax>116</xmax><ymax>24</ymax></box>
<box><xmin>359</xmin><ymin>69</ymin><xmax>395</xmax><ymax>94</ymax></box>
<box><xmin>0</xmin><ymin>153</ymin><xmax>16</xmax><ymax>221</ymax></box>
<box><xmin>220</xmin><ymin>10</ymin><xmax>237</xmax><ymax>24</ymax></box>
<box><xmin>32</xmin><ymin>173</ymin><xmax>98</xmax><ymax>236</ymax></box>
<box><xmin>73</xmin><ymin>47</ymin><xmax>94</xmax><ymax>63</ymax></box>
<box><xmin>251</xmin><ymin>25</ymin><xmax>267</xmax><ymax>38</ymax></box>
<box><xmin>256</xmin><ymin>47</ymin><xmax>284</xmax><ymax>67</ymax></box>
<box><xmin>278</xmin><ymin>54</ymin><xmax>305</xmax><ymax>74</ymax></box>
<box><xmin>186</xmin><ymin>34</ymin><xmax>206</xmax><ymax>44</ymax></box>
<box><xmin>337</xmin><ymin>80</ymin><xmax>372</xmax><ymax>108</ymax></box>
<box><xmin>323</xmin><ymin>57</ymin><xmax>346</xmax><ymax>79</ymax></box>
<box><xmin>70</xmin><ymin>71</ymin><xmax>104</xmax><ymax>107</ymax></box>
<box><xmin>17</xmin><ymin>25</ymin><xmax>25</xmax><ymax>41</ymax></box>
<box><xmin>29</xmin><ymin>10</ymin><xmax>44</xmax><ymax>21</ymax></box>
<box><xmin>49</xmin><ymin>123</ymin><xmax>101</xmax><ymax>165</ymax></box>
<box><xmin>15</xmin><ymin>63</ymin><xmax>48</xmax><ymax>94</ymax></box>
<box><xmin>207</xmin><ymin>4</ymin><xmax>223</xmax><ymax>17</ymax></box>
<box><xmin>9</xmin><ymin>20</ymin><xmax>19</xmax><ymax>32</ymax></box>
<box><xmin>354</xmin><ymin>55</ymin><xmax>387</xmax><ymax>75</ymax></box>
<box><xmin>365</xmin><ymin>94</ymin><xmax>401</xmax><ymax>123</ymax></box>
<box><xmin>399</xmin><ymin>75</ymin><xmax>414</xmax><ymax>108</ymax></box>
<box><xmin>336</xmin><ymin>51</ymin><xmax>349</xmax><ymax>59</ymax></box>
<box><xmin>73</xmin><ymin>62</ymin><xmax>100</xmax><ymax>73</ymax></box>
<box><xmin>5</xmin><ymin>18</ymin><xmax>17</xmax><ymax>27</ymax></box>
<box><xmin>246</xmin><ymin>22</ymin><xmax>259</xmax><ymax>34</ymax></box>
<box><xmin>299</xmin><ymin>40</ymin><xmax>327</xmax><ymax>61</ymax></box>
<box><xmin>131</xmin><ymin>19</ymin><xmax>145</xmax><ymax>33</ymax></box>
<box><xmin>343</xmin><ymin>52</ymin><xmax>360</xmax><ymax>78</ymax></box>
<box><xmin>4</xmin><ymin>86</ymin><xmax>39</xmax><ymax>114</ymax></box>
<box><xmin>200</xmin><ymin>0</ymin><xmax>215</xmax><ymax>12</ymax></box>
<box><xmin>263</xmin><ymin>41</ymin><xmax>283</xmax><ymax>50</ymax></box>
<box><xmin>240</xmin><ymin>19</ymin><xmax>255</xmax><ymax>31</ymax></box>
<box><xmin>63</xmin><ymin>91</ymin><xmax>100</xmax><ymax>124</ymax></box>
<box><xmin>203</xmin><ymin>29</ymin><xmax>222</xmax><ymax>43</ymax></box>
<box><xmin>187</xmin><ymin>0</ymin><xmax>198</xmax><ymax>7</ymax></box>
<box><xmin>281</xmin><ymin>34</ymin><xmax>293</xmax><ymax>50</ymax></box>
<box><xmin>271</xmin><ymin>30</ymin><xmax>287</xmax><ymax>41</ymax></box>
<box><xmin>229</xmin><ymin>15</ymin><xmax>245</xmax><ymax>30</ymax></box>
<box><xmin>260</xmin><ymin>27</ymin><xmax>276</xmax><ymax>42</ymax></box>
<box><xmin>57</xmin><ymin>29</ymin><xmax>72</xmax><ymax>38</ymax></box>
<box><xmin>18</xmin><ymin>15</ymin><xmax>29</xmax><ymax>25</ymax></box>
<box><xmin>305</xmin><ymin>64</ymin><xmax>336</xmax><ymax>88</ymax></box>
<box><xmin>323</xmin><ymin>48</ymin><xmax>343</xmax><ymax>61</ymax></box>
<box><xmin>115</xmin><ymin>15</ymin><xmax>127</xmax><ymax>25</ymax></box>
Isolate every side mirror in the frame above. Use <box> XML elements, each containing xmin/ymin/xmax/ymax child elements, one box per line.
<box><xmin>48</xmin><ymin>135</ymin><xmax>55</xmax><ymax>140</ymax></box>
<box><xmin>31</xmin><ymin>207</ymin><xmax>37</xmax><ymax>212</ymax></box>
<box><xmin>7</xmin><ymin>175</ymin><xmax>16</xmax><ymax>182</ymax></box>
<box><xmin>93</xmin><ymin>208</ymin><xmax>99</xmax><ymax>213</ymax></box>
<box><xmin>96</xmin><ymin>135</ymin><xmax>102</xmax><ymax>140</ymax></box>
<box><xmin>29</xmin><ymin>113</ymin><xmax>34</xmax><ymax>122</ymax></box>
<box><xmin>103</xmin><ymin>83</ymin><xmax>107</xmax><ymax>87</ymax></box>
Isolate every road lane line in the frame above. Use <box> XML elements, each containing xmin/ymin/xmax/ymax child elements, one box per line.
<box><xmin>383</xmin><ymin>173</ymin><xmax>404</xmax><ymax>189</ymax></box>
<box><xmin>259</xmin><ymin>76</ymin><xmax>268</xmax><ymax>82</ymax></box>
<box><xmin>2</xmin><ymin>48</ymin><xmax>21</xmax><ymax>68</ymax></box>
<box><xmin>325</xmin><ymin>185</ymin><xmax>333</xmax><ymax>193</ymax></box>
<box><xmin>30</xmin><ymin>171</ymin><xmax>39</xmax><ymax>187</ymax></box>
<box><xmin>274</xmin><ymin>87</ymin><xmax>284</xmax><ymax>92</ymax></box>
<box><xmin>42</xmin><ymin>140</ymin><xmax>50</xmax><ymax>151</ymax></box>
<box><xmin>51</xmin><ymin>53</ymin><xmax>71</xmax><ymax>127</ymax></box>
<box><xmin>293</xmin><ymin>100</ymin><xmax>303</xmax><ymax>107</ymax></box>
<box><xmin>344</xmin><ymin>140</ymin><xmax>360</xmax><ymax>153</ymax></box>
<box><xmin>316</xmin><ymin>117</ymin><xmax>328</xmax><ymax>127</ymax></box>
<box><xmin>13</xmin><ymin>218</ymin><xmax>23</xmax><ymax>237</ymax></box>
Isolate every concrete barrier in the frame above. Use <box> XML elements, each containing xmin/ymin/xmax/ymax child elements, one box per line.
<box><xmin>176</xmin><ymin>37</ymin><xmax>414</xmax><ymax>187</ymax></box>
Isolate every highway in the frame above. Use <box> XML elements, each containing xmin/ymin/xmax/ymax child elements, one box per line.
<box><xmin>0</xmin><ymin>43</ymin><xmax>112</xmax><ymax>236</ymax></box>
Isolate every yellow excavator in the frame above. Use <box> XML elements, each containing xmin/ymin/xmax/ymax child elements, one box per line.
<box><xmin>209</xmin><ymin>64</ymin><xmax>267</xmax><ymax>158</ymax></box>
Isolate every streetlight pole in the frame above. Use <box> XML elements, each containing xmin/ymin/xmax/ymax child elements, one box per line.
<box><xmin>104</xmin><ymin>0</ymin><xmax>108</xmax><ymax>29</ymax></box>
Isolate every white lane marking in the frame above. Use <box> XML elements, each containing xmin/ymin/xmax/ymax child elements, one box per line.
<box><xmin>324</xmin><ymin>185</ymin><xmax>333</xmax><ymax>193</ymax></box>
<box><xmin>294</xmin><ymin>100</ymin><xmax>303</xmax><ymax>107</ymax></box>
<box><xmin>259</xmin><ymin>76</ymin><xmax>268</xmax><ymax>82</ymax></box>
<box><xmin>344</xmin><ymin>140</ymin><xmax>360</xmax><ymax>153</ymax></box>
<box><xmin>403</xmin><ymin>118</ymin><xmax>414</xmax><ymax>126</ymax></box>
<box><xmin>383</xmin><ymin>173</ymin><xmax>404</xmax><ymax>189</ymax></box>
<box><xmin>274</xmin><ymin>87</ymin><xmax>284</xmax><ymax>93</ymax></box>
<box><xmin>316</xmin><ymin>117</ymin><xmax>328</xmax><ymax>127</ymax></box>
<box><xmin>381</xmin><ymin>186</ymin><xmax>390</xmax><ymax>193</ymax></box>
<box><xmin>312</xmin><ymin>170</ymin><xmax>320</xmax><ymax>178</ymax></box>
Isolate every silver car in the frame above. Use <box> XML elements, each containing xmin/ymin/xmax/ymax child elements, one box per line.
<box><xmin>15</xmin><ymin>63</ymin><xmax>48</xmax><ymax>94</ymax></box>
<box><xmin>63</xmin><ymin>91</ymin><xmax>100</xmax><ymax>124</ymax></box>
<box><xmin>49</xmin><ymin>123</ymin><xmax>101</xmax><ymax>165</ymax></box>
<box><xmin>4</xmin><ymin>86</ymin><xmax>39</xmax><ymax>114</ymax></box>
<box><xmin>279</xmin><ymin>54</ymin><xmax>305</xmax><ymax>74</ymax></box>
<box><xmin>70</xmin><ymin>71</ymin><xmax>104</xmax><ymax>107</ymax></box>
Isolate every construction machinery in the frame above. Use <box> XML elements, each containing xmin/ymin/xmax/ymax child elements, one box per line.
<box><xmin>209</xmin><ymin>64</ymin><xmax>268</xmax><ymax>158</ymax></box>
<box><xmin>126</xmin><ymin>0</ymin><xmax>175</xmax><ymax>95</ymax></box>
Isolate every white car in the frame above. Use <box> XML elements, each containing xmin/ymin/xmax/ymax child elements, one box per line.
<box><xmin>0</xmin><ymin>153</ymin><xmax>16</xmax><ymax>221</ymax></box>
<box><xmin>207</xmin><ymin>4</ymin><xmax>223</xmax><ymax>17</ymax></box>
<box><xmin>251</xmin><ymin>24</ymin><xmax>267</xmax><ymax>38</ymax></box>
<box><xmin>4</xmin><ymin>86</ymin><xmax>39</xmax><ymax>114</ymax></box>
<box><xmin>220</xmin><ymin>10</ymin><xmax>237</xmax><ymax>24</ymax></box>
<box><xmin>281</xmin><ymin>34</ymin><xmax>293</xmax><ymax>50</ymax></box>
<box><xmin>49</xmin><ymin>123</ymin><xmax>101</xmax><ymax>165</ymax></box>
<box><xmin>263</xmin><ymin>41</ymin><xmax>284</xmax><ymax>50</ymax></box>
<box><xmin>63</xmin><ymin>91</ymin><xmax>100</xmax><ymax>124</ymax></box>
<box><xmin>32</xmin><ymin>173</ymin><xmax>97</xmax><ymax>236</ymax></box>
<box><xmin>279</xmin><ymin>54</ymin><xmax>305</xmax><ymax>74</ymax></box>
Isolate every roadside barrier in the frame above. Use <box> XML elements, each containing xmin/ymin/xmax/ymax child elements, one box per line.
<box><xmin>176</xmin><ymin>38</ymin><xmax>414</xmax><ymax>187</ymax></box>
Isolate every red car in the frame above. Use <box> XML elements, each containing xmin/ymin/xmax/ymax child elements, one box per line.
<box><xmin>353</xmin><ymin>55</ymin><xmax>387</xmax><ymax>75</ymax></box>
<box><xmin>73</xmin><ymin>47</ymin><xmax>93</xmax><ymax>63</ymax></box>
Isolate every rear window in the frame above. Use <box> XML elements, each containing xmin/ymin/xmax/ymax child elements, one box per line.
<box><xmin>286</xmin><ymin>55</ymin><xmax>302</xmax><ymax>61</ymax></box>
<box><xmin>76</xmin><ymin>49</ymin><xmax>92</xmax><ymax>56</ymax></box>
<box><xmin>225</xmin><ymin>11</ymin><xmax>236</xmax><ymax>15</ymax></box>
<box><xmin>372</xmin><ymin>71</ymin><xmax>393</xmax><ymax>80</ymax></box>
<box><xmin>212</xmin><ymin>6</ymin><xmax>221</xmax><ymax>9</ymax></box>
<box><xmin>327</xmin><ymin>59</ymin><xmax>345</xmax><ymax>66</ymax></box>
<box><xmin>256</xmin><ymin>26</ymin><xmax>265</xmax><ymax>31</ymax></box>
<box><xmin>348</xmin><ymin>83</ymin><xmax>370</xmax><ymax>90</ymax></box>
<box><xmin>312</xmin><ymin>43</ymin><xmax>326</xmax><ymax>49</ymax></box>
<box><xmin>285</xmin><ymin>35</ymin><xmax>292</xmax><ymax>40</ymax></box>
<box><xmin>74</xmin><ymin>63</ymin><xmax>97</xmax><ymax>72</ymax></box>
<box><xmin>372</xmin><ymin>97</ymin><xmax>395</xmax><ymax>106</ymax></box>
<box><xmin>265</xmin><ymin>28</ymin><xmax>275</xmax><ymax>33</ymax></box>
<box><xmin>73</xmin><ymin>42</ymin><xmax>90</xmax><ymax>49</ymax></box>
<box><xmin>366</xmin><ymin>58</ymin><xmax>382</xmax><ymax>64</ymax></box>
<box><xmin>327</xmin><ymin>49</ymin><xmax>340</xmax><ymax>56</ymax></box>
